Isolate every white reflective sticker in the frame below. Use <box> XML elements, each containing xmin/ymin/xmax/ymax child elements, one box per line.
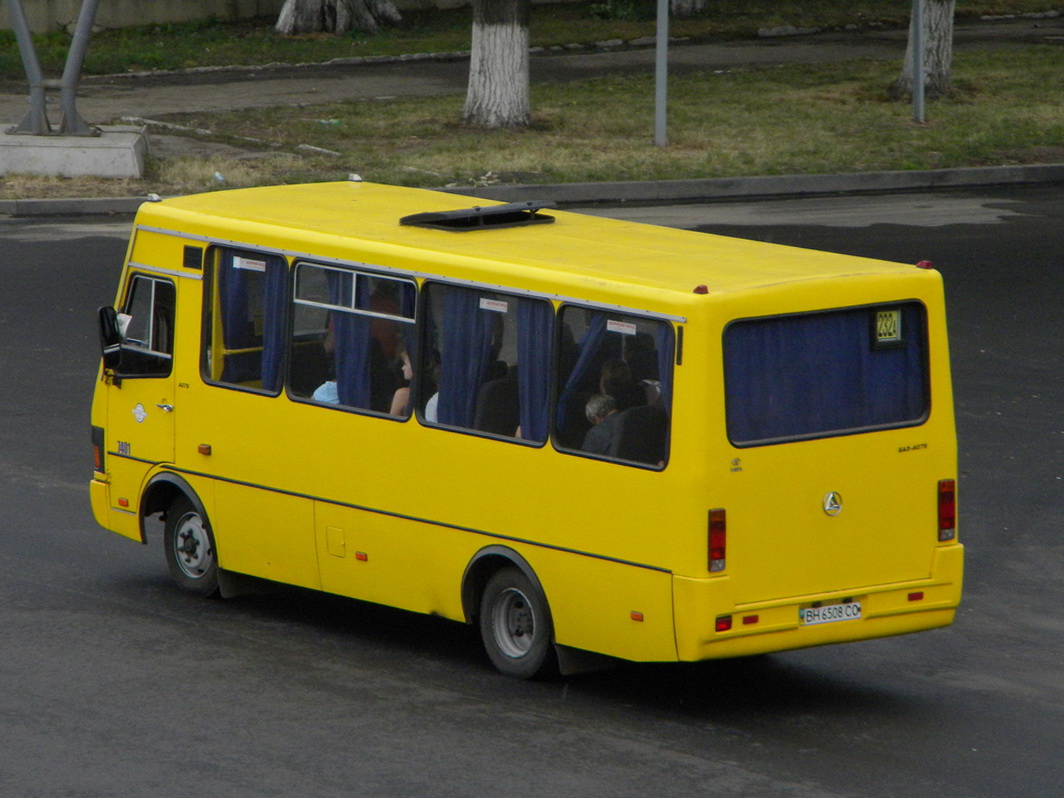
<box><xmin>233</xmin><ymin>256</ymin><xmax>267</xmax><ymax>273</ymax></box>
<box><xmin>479</xmin><ymin>298</ymin><xmax>509</xmax><ymax>313</ymax></box>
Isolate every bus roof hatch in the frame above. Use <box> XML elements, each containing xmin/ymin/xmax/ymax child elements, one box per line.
<box><xmin>399</xmin><ymin>201</ymin><xmax>556</xmax><ymax>232</ymax></box>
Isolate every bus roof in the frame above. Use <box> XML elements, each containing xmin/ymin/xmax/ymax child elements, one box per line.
<box><xmin>147</xmin><ymin>181</ymin><xmax>933</xmax><ymax>310</ymax></box>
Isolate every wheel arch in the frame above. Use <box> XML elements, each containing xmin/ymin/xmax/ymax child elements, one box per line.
<box><xmin>463</xmin><ymin>545</ymin><xmax>616</xmax><ymax>676</ymax></box>
<box><xmin>141</xmin><ymin>471</ymin><xmax>208</xmax><ymax>542</ymax></box>
<box><xmin>461</xmin><ymin>545</ymin><xmax>548</xmax><ymax>627</ymax></box>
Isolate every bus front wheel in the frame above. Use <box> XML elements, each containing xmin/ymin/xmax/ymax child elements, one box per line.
<box><xmin>163</xmin><ymin>496</ymin><xmax>219</xmax><ymax>597</ymax></box>
<box><xmin>479</xmin><ymin>567</ymin><xmax>555</xmax><ymax>679</ymax></box>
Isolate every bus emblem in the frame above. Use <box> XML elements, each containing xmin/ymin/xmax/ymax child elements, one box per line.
<box><xmin>822</xmin><ymin>492</ymin><xmax>843</xmax><ymax>516</ymax></box>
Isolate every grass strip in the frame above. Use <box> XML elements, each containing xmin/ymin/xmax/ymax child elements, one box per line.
<box><xmin>3</xmin><ymin>44</ymin><xmax>1060</xmax><ymax>199</ymax></box>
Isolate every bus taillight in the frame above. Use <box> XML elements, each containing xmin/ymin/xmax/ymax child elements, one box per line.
<box><xmin>709</xmin><ymin>508</ymin><xmax>726</xmax><ymax>572</ymax></box>
<box><xmin>938</xmin><ymin>479</ymin><xmax>956</xmax><ymax>541</ymax></box>
<box><xmin>92</xmin><ymin>425</ymin><xmax>105</xmax><ymax>474</ymax></box>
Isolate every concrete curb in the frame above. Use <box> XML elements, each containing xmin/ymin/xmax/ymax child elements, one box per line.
<box><xmin>0</xmin><ymin>195</ymin><xmax>148</xmax><ymax>217</ymax></box>
<box><xmin>3</xmin><ymin>163</ymin><xmax>1063</xmax><ymax>218</ymax></box>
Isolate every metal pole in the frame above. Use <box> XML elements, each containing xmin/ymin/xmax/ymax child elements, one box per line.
<box><xmin>654</xmin><ymin>0</ymin><xmax>668</xmax><ymax>146</ymax></box>
<box><xmin>912</xmin><ymin>0</ymin><xmax>926</xmax><ymax>123</ymax></box>
<box><xmin>4</xmin><ymin>0</ymin><xmax>51</xmax><ymax>134</ymax></box>
<box><xmin>58</xmin><ymin>0</ymin><xmax>101</xmax><ymax>135</ymax></box>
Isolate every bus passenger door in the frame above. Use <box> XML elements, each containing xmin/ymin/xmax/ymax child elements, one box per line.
<box><xmin>105</xmin><ymin>273</ymin><xmax>177</xmax><ymax>512</ymax></box>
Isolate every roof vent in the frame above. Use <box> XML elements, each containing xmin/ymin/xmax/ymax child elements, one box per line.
<box><xmin>400</xmin><ymin>200</ymin><xmax>556</xmax><ymax>232</ymax></box>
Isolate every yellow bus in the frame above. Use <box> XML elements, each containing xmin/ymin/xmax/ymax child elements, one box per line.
<box><xmin>91</xmin><ymin>180</ymin><xmax>962</xmax><ymax>678</ymax></box>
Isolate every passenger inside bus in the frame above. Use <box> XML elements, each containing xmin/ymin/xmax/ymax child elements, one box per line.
<box><xmin>422</xmin><ymin>358</ymin><xmax>441</xmax><ymax>422</ymax></box>
<box><xmin>599</xmin><ymin>359</ymin><xmax>645</xmax><ymax>412</ymax></box>
<box><xmin>389</xmin><ymin>337</ymin><xmax>414</xmax><ymax>416</ymax></box>
<box><xmin>553</xmin><ymin>309</ymin><xmax>673</xmax><ymax>464</ymax></box>
<box><xmin>310</xmin><ymin>315</ymin><xmax>405</xmax><ymax>412</ymax></box>
<box><xmin>312</xmin><ymin>321</ymin><xmax>339</xmax><ymax>403</ymax></box>
<box><xmin>582</xmin><ymin>393</ymin><xmax>621</xmax><ymax>455</ymax></box>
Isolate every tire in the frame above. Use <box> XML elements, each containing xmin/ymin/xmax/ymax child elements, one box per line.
<box><xmin>163</xmin><ymin>495</ymin><xmax>219</xmax><ymax>597</ymax></box>
<box><xmin>479</xmin><ymin>567</ymin><xmax>555</xmax><ymax>679</ymax></box>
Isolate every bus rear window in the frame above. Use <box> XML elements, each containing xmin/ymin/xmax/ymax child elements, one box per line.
<box><xmin>723</xmin><ymin>302</ymin><xmax>929</xmax><ymax>446</ymax></box>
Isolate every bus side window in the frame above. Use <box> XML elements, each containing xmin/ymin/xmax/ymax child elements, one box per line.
<box><xmin>289</xmin><ymin>264</ymin><xmax>417</xmax><ymax>415</ymax></box>
<box><xmin>420</xmin><ymin>282</ymin><xmax>552</xmax><ymax>443</ymax></box>
<box><xmin>554</xmin><ymin>307</ymin><xmax>674</xmax><ymax>467</ymax></box>
<box><xmin>202</xmin><ymin>248</ymin><xmax>288</xmax><ymax>394</ymax></box>
<box><xmin>117</xmin><ymin>274</ymin><xmax>175</xmax><ymax>378</ymax></box>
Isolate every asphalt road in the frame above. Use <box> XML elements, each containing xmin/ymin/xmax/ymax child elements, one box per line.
<box><xmin>0</xmin><ymin>186</ymin><xmax>1061</xmax><ymax>797</ymax></box>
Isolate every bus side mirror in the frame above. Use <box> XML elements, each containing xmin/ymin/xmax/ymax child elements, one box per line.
<box><xmin>98</xmin><ymin>305</ymin><xmax>124</xmax><ymax>370</ymax></box>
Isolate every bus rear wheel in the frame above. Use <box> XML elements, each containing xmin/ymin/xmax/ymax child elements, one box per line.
<box><xmin>479</xmin><ymin>567</ymin><xmax>555</xmax><ymax>679</ymax></box>
<box><xmin>163</xmin><ymin>496</ymin><xmax>219</xmax><ymax>597</ymax></box>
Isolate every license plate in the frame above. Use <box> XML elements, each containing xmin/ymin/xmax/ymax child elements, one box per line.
<box><xmin>799</xmin><ymin>602</ymin><xmax>862</xmax><ymax>626</ymax></box>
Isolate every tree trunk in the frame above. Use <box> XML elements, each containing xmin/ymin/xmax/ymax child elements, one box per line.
<box><xmin>276</xmin><ymin>0</ymin><xmax>401</xmax><ymax>35</ymax></box>
<box><xmin>894</xmin><ymin>0</ymin><xmax>956</xmax><ymax>98</ymax></box>
<box><xmin>462</xmin><ymin>0</ymin><xmax>531</xmax><ymax>128</ymax></box>
<box><xmin>671</xmin><ymin>0</ymin><xmax>708</xmax><ymax>17</ymax></box>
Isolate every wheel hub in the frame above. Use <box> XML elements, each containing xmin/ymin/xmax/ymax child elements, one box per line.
<box><xmin>173</xmin><ymin>513</ymin><xmax>212</xmax><ymax>579</ymax></box>
<box><xmin>492</xmin><ymin>587</ymin><xmax>536</xmax><ymax>658</ymax></box>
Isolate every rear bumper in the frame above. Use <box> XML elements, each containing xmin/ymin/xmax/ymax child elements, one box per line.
<box><xmin>672</xmin><ymin>543</ymin><xmax>964</xmax><ymax>661</ymax></box>
<box><xmin>90</xmin><ymin>477</ymin><xmax>143</xmax><ymax>542</ymax></box>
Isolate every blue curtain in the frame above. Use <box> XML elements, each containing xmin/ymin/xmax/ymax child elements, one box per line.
<box><xmin>218</xmin><ymin>254</ymin><xmax>246</xmax><ymax>335</ymax></box>
<box><xmin>555</xmin><ymin>313</ymin><xmax>607</xmax><ymax>431</ymax></box>
<box><xmin>328</xmin><ymin>271</ymin><xmax>372</xmax><ymax>408</ymax></box>
<box><xmin>260</xmin><ymin>261</ymin><xmax>287</xmax><ymax>393</ymax></box>
<box><xmin>218</xmin><ymin>248</ymin><xmax>286</xmax><ymax>391</ymax></box>
<box><xmin>517</xmin><ymin>299</ymin><xmax>553</xmax><ymax>442</ymax></box>
<box><xmin>654</xmin><ymin>323</ymin><xmax>675</xmax><ymax>410</ymax></box>
<box><xmin>723</xmin><ymin>305</ymin><xmax>927</xmax><ymax>444</ymax></box>
<box><xmin>438</xmin><ymin>288</ymin><xmax>495</xmax><ymax>427</ymax></box>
